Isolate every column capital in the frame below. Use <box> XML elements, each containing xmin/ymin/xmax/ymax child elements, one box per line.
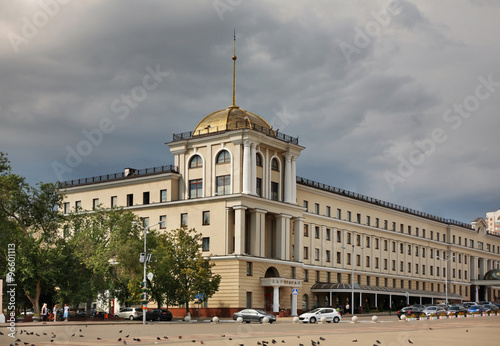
<box><xmin>233</xmin><ymin>205</ymin><xmax>248</xmax><ymax>211</ymax></box>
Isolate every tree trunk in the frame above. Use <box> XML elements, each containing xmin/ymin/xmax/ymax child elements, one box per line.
<box><xmin>25</xmin><ymin>278</ymin><xmax>41</xmax><ymax>315</ymax></box>
<box><xmin>185</xmin><ymin>299</ymin><xmax>190</xmax><ymax>316</ymax></box>
<box><xmin>86</xmin><ymin>299</ymin><xmax>92</xmax><ymax>318</ymax></box>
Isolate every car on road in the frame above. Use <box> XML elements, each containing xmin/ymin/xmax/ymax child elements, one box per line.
<box><xmin>115</xmin><ymin>307</ymin><xmax>143</xmax><ymax>320</ymax></box>
<box><xmin>396</xmin><ymin>305</ymin><xmax>425</xmax><ymax>319</ymax></box>
<box><xmin>299</xmin><ymin>307</ymin><xmax>341</xmax><ymax>323</ymax></box>
<box><xmin>480</xmin><ymin>304</ymin><xmax>499</xmax><ymax>313</ymax></box>
<box><xmin>422</xmin><ymin>306</ymin><xmax>446</xmax><ymax>317</ymax></box>
<box><xmin>445</xmin><ymin>305</ymin><xmax>468</xmax><ymax>317</ymax></box>
<box><xmin>467</xmin><ymin>305</ymin><xmax>486</xmax><ymax>315</ymax></box>
<box><xmin>232</xmin><ymin>309</ymin><xmax>276</xmax><ymax>323</ymax></box>
<box><xmin>146</xmin><ymin>308</ymin><xmax>173</xmax><ymax>321</ymax></box>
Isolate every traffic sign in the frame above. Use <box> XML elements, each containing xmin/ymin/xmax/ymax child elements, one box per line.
<box><xmin>292</xmin><ymin>288</ymin><xmax>298</xmax><ymax>295</ymax></box>
<box><xmin>195</xmin><ymin>293</ymin><xmax>204</xmax><ymax>300</ymax></box>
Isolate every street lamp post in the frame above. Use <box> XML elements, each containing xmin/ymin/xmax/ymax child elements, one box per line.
<box><xmin>132</xmin><ymin>220</ymin><xmax>164</xmax><ymax>325</ymax></box>
<box><xmin>437</xmin><ymin>254</ymin><xmax>455</xmax><ymax>305</ymax></box>
<box><xmin>342</xmin><ymin>244</ymin><xmax>365</xmax><ymax>315</ymax></box>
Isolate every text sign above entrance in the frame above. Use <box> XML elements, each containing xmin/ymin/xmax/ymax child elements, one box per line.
<box><xmin>260</xmin><ymin>277</ymin><xmax>302</xmax><ymax>287</ymax></box>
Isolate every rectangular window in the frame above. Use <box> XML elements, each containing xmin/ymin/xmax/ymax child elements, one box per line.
<box><xmin>326</xmin><ymin>228</ymin><xmax>331</xmax><ymax>241</ymax></box>
<box><xmin>400</xmin><ymin>261</ymin><xmax>404</xmax><ymax>272</ymax></box>
<box><xmin>400</xmin><ymin>224</ymin><xmax>404</xmax><ymax>233</ymax></box>
<box><xmin>216</xmin><ymin>175</ymin><xmax>230</xmax><ymax>195</ymax></box>
<box><xmin>93</xmin><ymin>198</ymin><xmax>99</xmax><ymax>209</ymax></box>
<box><xmin>422</xmin><ymin>248</ymin><xmax>426</xmax><ymax>258</ymax></box>
<box><xmin>75</xmin><ymin>200</ymin><xmax>82</xmax><ymax>209</ymax></box>
<box><xmin>422</xmin><ymin>229</ymin><xmax>426</xmax><ymax>238</ymax></box>
<box><xmin>415</xmin><ymin>246</ymin><xmax>419</xmax><ymax>257</ymax></box>
<box><xmin>356</xmin><ymin>213</ymin><xmax>361</xmax><ymax>224</ymax></box>
<box><xmin>384</xmin><ymin>240</ymin><xmax>388</xmax><ymax>251</ymax></box>
<box><xmin>356</xmin><ymin>254</ymin><xmax>361</xmax><ymax>266</ymax></box>
<box><xmin>246</xmin><ymin>292</ymin><xmax>252</xmax><ymax>309</ymax></box>
<box><xmin>63</xmin><ymin>202</ymin><xmax>70</xmax><ymax>214</ymax></box>
<box><xmin>336</xmin><ymin>252</ymin><xmax>341</xmax><ymax>264</ymax></box>
<box><xmin>347</xmin><ymin>211</ymin><xmax>352</xmax><ymax>222</ymax></box>
<box><xmin>408</xmin><ymin>262</ymin><xmax>411</xmax><ymax>273</ymax></box>
<box><xmin>408</xmin><ymin>245</ymin><xmax>411</xmax><ymax>255</ymax></box>
<box><xmin>326</xmin><ymin>250</ymin><xmax>331</xmax><ymax>262</ymax></box>
<box><xmin>337</xmin><ymin>273</ymin><xmax>342</xmax><ymax>283</ymax></box>
<box><xmin>416</xmin><ymin>227</ymin><xmax>419</xmax><ymax>237</ymax></box>
<box><xmin>375</xmin><ymin>238</ymin><xmax>379</xmax><ymax>249</ymax></box>
<box><xmin>160</xmin><ymin>189</ymin><xmax>167</xmax><ymax>202</ymax></box>
<box><xmin>336</xmin><ymin>230</ymin><xmax>342</xmax><ymax>242</ymax></box>
<box><xmin>422</xmin><ymin>265</ymin><xmax>426</xmax><ymax>275</ymax></box>
<box><xmin>256</xmin><ymin>178</ymin><xmax>262</xmax><ymax>197</ymax></box>
<box><xmin>326</xmin><ymin>206</ymin><xmax>331</xmax><ymax>217</ymax></box>
<box><xmin>430</xmin><ymin>266</ymin><xmax>434</xmax><ymax>276</ymax></box>
<box><xmin>430</xmin><ymin>231</ymin><xmax>434</xmax><ymax>240</ymax></box>
<box><xmin>304</xmin><ymin>224</ymin><xmax>309</xmax><ymax>237</ymax></box>
<box><xmin>408</xmin><ymin>225</ymin><xmax>411</xmax><ymax>235</ymax></box>
<box><xmin>392</xmin><ymin>222</ymin><xmax>396</xmax><ymax>231</ymax></box>
<box><xmin>367</xmin><ymin>276</ymin><xmax>371</xmax><ymax>286</ymax></box>
<box><xmin>291</xmin><ymin>267</ymin><xmax>296</xmax><ymax>279</ymax></box>
<box><xmin>127</xmin><ymin>193</ymin><xmax>134</xmax><ymax>207</ymax></box>
<box><xmin>202</xmin><ymin>211</ymin><xmax>210</xmax><ymax>225</ymax></box>
<box><xmin>189</xmin><ymin>178</ymin><xmax>203</xmax><ymax>199</ymax></box>
<box><xmin>347</xmin><ymin>253</ymin><xmax>351</xmax><ymax>265</ymax></box>
<box><xmin>315</xmin><ymin>226</ymin><xmax>320</xmax><ymax>239</ymax></box>
<box><xmin>159</xmin><ymin>215</ymin><xmax>166</xmax><ymax>229</ymax></box>
<box><xmin>384</xmin><ymin>220</ymin><xmax>388</xmax><ymax>230</ymax></box>
<box><xmin>366</xmin><ymin>237</ymin><xmax>370</xmax><ymax>248</ymax></box>
<box><xmin>111</xmin><ymin>196</ymin><xmax>117</xmax><ymax>207</ymax></box>
<box><xmin>315</xmin><ymin>248</ymin><xmax>320</xmax><ymax>261</ymax></box>
<box><xmin>327</xmin><ymin>272</ymin><xmax>331</xmax><ymax>283</ymax></box>
<box><xmin>315</xmin><ymin>203</ymin><xmax>320</xmax><ymax>214</ymax></box>
<box><xmin>271</xmin><ymin>182</ymin><xmax>279</xmax><ymax>201</ymax></box>
<box><xmin>356</xmin><ymin>234</ymin><xmax>361</xmax><ymax>246</ymax></box>
<box><xmin>366</xmin><ymin>256</ymin><xmax>371</xmax><ymax>267</ymax></box>
<box><xmin>337</xmin><ymin>208</ymin><xmax>341</xmax><ymax>219</ymax></box>
<box><xmin>316</xmin><ymin>271</ymin><xmax>320</xmax><ymax>282</ymax></box>
<box><xmin>303</xmin><ymin>200</ymin><xmax>308</xmax><ymax>211</ymax></box>
<box><xmin>202</xmin><ymin>237</ymin><xmax>210</xmax><ymax>251</ymax></box>
<box><xmin>181</xmin><ymin>213</ymin><xmax>188</xmax><ymax>227</ymax></box>
<box><xmin>384</xmin><ymin>259</ymin><xmax>388</xmax><ymax>270</ymax></box>
<box><xmin>304</xmin><ymin>247</ymin><xmax>309</xmax><ymax>259</ymax></box>
<box><xmin>347</xmin><ymin>232</ymin><xmax>351</xmax><ymax>244</ymax></box>
<box><xmin>375</xmin><ymin>257</ymin><xmax>379</xmax><ymax>269</ymax></box>
<box><xmin>392</xmin><ymin>242</ymin><xmax>396</xmax><ymax>252</ymax></box>
<box><xmin>366</xmin><ymin>215</ymin><xmax>371</xmax><ymax>226</ymax></box>
<box><xmin>142</xmin><ymin>192</ymin><xmax>150</xmax><ymax>205</ymax></box>
<box><xmin>304</xmin><ymin>269</ymin><xmax>308</xmax><ymax>282</ymax></box>
<box><xmin>385</xmin><ymin>278</ymin><xmax>388</xmax><ymax>287</ymax></box>
<box><xmin>246</xmin><ymin>262</ymin><xmax>252</xmax><ymax>276</ymax></box>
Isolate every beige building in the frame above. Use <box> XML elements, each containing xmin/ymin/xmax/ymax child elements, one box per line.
<box><xmin>486</xmin><ymin>209</ymin><xmax>500</xmax><ymax>234</ymax></box>
<box><xmin>62</xmin><ymin>104</ymin><xmax>500</xmax><ymax>317</ymax></box>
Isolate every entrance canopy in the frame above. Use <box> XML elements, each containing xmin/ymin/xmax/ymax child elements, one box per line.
<box><xmin>311</xmin><ymin>283</ymin><xmax>463</xmax><ymax>300</ymax></box>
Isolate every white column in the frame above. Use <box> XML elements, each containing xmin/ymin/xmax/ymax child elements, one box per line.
<box><xmin>276</xmin><ymin>214</ymin><xmax>291</xmax><ymax>260</ymax></box>
<box><xmin>321</xmin><ymin>226</ymin><xmax>326</xmax><ymax>266</ymax></box>
<box><xmin>251</xmin><ymin>143</ymin><xmax>257</xmax><ymax>195</ymax></box>
<box><xmin>291</xmin><ymin>156</ymin><xmax>297</xmax><ymax>204</ymax></box>
<box><xmin>273</xmin><ymin>286</ymin><xmax>280</xmax><ymax>312</ymax></box>
<box><xmin>242</xmin><ymin>140</ymin><xmax>251</xmax><ymax>194</ymax></box>
<box><xmin>293</xmin><ymin>217</ymin><xmax>304</xmax><ymax>262</ymax></box>
<box><xmin>291</xmin><ymin>292</ymin><xmax>298</xmax><ymax>316</ymax></box>
<box><xmin>251</xmin><ymin>209</ymin><xmax>267</xmax><ymax>257</ymax></box>
<box><xmin>234</xmin><ymin>206</ymin><xmax>247</xmax><ymax>254</ymax></box>
<box><xmin>225</xmin><ymin>207</ymin><xmax>231</xmax><ymax>254</ymax></box>
<box><xmin>284</xmin><ymin>154</ymin><xmax>292</xmax><ymax>203</ymax></box>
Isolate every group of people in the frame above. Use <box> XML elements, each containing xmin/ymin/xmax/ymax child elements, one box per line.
<box><xmin>41</xmin><ymin>303</ymin><xmax>69</xmax><ymax>322</ymax></box>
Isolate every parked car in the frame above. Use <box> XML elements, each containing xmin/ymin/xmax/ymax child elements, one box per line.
<box><xmin>146</xmin><ymin>308</ymin><xmax>173</xmax><ymax>321</ymax></box>
<box><xmin>115</xmin><ymin>307</ymin><xmax>143</xmax><ymax>320</ymax></box>
<box><xmin>446</xmin><ymin>305</ymin><xmax>468</xmax><ymax>317</ymax></box>
<box><xmin>422</xmin><ymin>306</ymin><xmax>446</xmax><ymax>317</ymax></box>
<box><xmin>480</xmin><ymin>304</ymin><xmax>499</xmax><ymax>313</ymax></box>
<box><xmin>232</xmin><ymin>309</ymin><xmax>276</xmax><ymax>323</ymax></box>
<box><xmin>468</xmin><ymin>305</ymin><xmax>486</xmax><ymax>315</ymax></box>
<box><xmin>396</xmin><ymin>305</ymin><xmax>425</xmax><ymax>319</ymax></box>
<box><xmin>299</xmin><ymin>307</ymin><xmax>341</xmax><ymax>323</ymax></box>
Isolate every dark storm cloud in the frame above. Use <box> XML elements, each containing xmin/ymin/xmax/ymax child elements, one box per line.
<box><xmin>0</xmin><ymin>0</ymin><xmax>498</xmax><ymax>223</ymax></box>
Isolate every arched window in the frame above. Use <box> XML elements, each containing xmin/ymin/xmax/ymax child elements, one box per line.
<box><xmin>216</xmin><ymin>150</ymin><xmax>230</xmax><ymax>164</ymax></box>
<box><xmin>189</xmin><ymin>155</ymin><xmax>202</xmax><ymax>168</ymax></box>
<box><xmin>271</xmin><ymin>158</ymin><xmax>279</xmax><ymax>171</ymax></box>
<box><xmin>256</xmin><ymin>153</ymin><xmax>263</xmax><ymax>167</ymax></box>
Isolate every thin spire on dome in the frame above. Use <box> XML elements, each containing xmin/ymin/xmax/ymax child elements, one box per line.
<box><xmin>230</xmin><ymin>29</ymin><xmax>239</xmax><ymax>109</ymax></box>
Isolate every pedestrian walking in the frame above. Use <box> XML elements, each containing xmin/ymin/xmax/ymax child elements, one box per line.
<box><xmin>53</xmin><ymin>304</ymin><xmax>58</xmax><ymax>322</ymax></box>
<box><xmin>41</xmin><ymin>303</ymin><xmax>48</xmax><ymax>323</ymax></box>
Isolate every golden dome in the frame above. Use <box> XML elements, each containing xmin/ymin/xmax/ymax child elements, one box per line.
<box><xmin>193</xmin><ymin>106</ymin><xmax>274</xmax><ymax>136</ymax></box>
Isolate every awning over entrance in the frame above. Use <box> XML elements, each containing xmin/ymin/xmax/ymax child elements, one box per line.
<box><xmin>311</xmin><ymin>283</ymin><xmax>463</xmax><ymax>300</ymax></box>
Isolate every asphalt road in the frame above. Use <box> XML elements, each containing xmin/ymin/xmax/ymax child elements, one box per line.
<box><xmin>1</xmin><ymin>315</ymin><xmax>499</xmax><ymax>345</ymax></box>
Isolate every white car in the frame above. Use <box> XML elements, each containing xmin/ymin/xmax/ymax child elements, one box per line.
<box><xmin>299</xmin><ymin>307</ymin><xmax>341</xmax><ymax>323</ymax></box>
<box><xmin>115</xmin><ymin>307</ymin><xmax>143</xmax><ymax>320</ymax></box>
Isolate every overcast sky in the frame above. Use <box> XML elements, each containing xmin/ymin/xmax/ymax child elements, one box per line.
<box><xmin>1</xmin><ymin>0</ymin><xmax>499</xmax><ymax>224</ymax></box>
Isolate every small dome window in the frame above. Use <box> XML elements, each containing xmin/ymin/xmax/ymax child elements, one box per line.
<box><xmin>189</xmin><ymin>155</ymin><xmax>203</xmax><ymax>168</ymax></box>
<box><xmin>216</xmin><ymin>150</ymin><xmax>230</xmax><ymax>164</ymax></box>
<box><xmin>256</xmin><ymin>153</ymin><xmax>263</xmax><ymax>167</ymax></box>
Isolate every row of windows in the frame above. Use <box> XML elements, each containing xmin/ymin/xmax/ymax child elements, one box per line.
<box><xmin>66</xmin><ymin>189</ymin><xmax>169</xmax><ymax>212</ymax></box>
<box><xmin>189</xmin><ymin>151</ymin><xmax>279</xmax><ymax>170</ymax></box>
<box><xmin>303</xmin><ymin>201</ymin><xmax>499</xmax><ymax>254</ymax></box>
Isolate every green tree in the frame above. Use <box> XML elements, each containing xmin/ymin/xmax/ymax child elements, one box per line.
<box><xmin>0</xmin><ymin>153</ymin><xmax>65</xmax><ymax>315</ymax></box>
<box><xmin>150</xmin><ymin>227</ymin><xmax>221</xmax><ymax>315</ymax></box>
<box><xmin>65</xmin><ymin>206</ymin><xmax>144</xmax><ymax>313</ymax></box>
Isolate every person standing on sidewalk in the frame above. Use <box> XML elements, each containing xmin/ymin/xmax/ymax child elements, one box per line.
<box><xmin>53</xmin><ymin>305</ymin><xmax>58</xmax><ymax>322</ymax></box>
<box><xmin>41</xmin><ymin>303</ymin><xmax>48</xmax><ymax>323</ymax></box>
<box><xmin>63</xmin><ymin>304</ymin><xmax>69</xmax><ymax>321</ymax></box>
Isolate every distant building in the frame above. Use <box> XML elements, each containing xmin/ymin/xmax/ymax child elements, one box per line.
<box><xmin>486</xmin><ymin>209</ymin><xmax>500</xmax><ymax>234</ymax></box>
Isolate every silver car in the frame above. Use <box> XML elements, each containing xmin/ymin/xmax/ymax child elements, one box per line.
<box><xmin>232</xmin><ymin>309</ymin><xmax>276</xmax><ymax>323</ymax></box>
<box><xmin>115</xmin><ymin>307</ymin><xmax>143</xmax><ymax>320</ymax></box>
<box><xmin>422</xmin><ymin>305</ymin><xmax>446</xmax><ymax>317</ymax></box>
